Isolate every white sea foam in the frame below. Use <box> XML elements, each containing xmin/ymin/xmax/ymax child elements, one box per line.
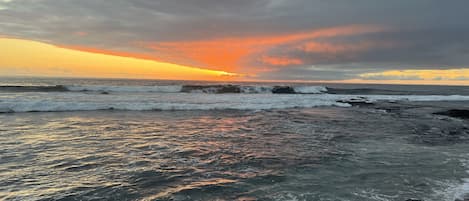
<box><xmin>429</xmin><ymin>156</ymin><xmax>469</xmax><ymax>201</ymax></box>
<box><xmin>240</xmin><ymin>86</ymin><xmax>274</xmax><ymax>94</ymax></box>
<box><xmin>449</xmin><ymin>158</ymin><xmax>469</xmax><ymax>201</ymax></box>
<box><xmin>2</xmin><ymin>92</ymin><xmax>469</xmax><ymax>113</ymax></box>
<box><xmin>454</xmin><ymin>178</ymin><xmax>469</xmax><ymax>201</ymax></box>
<box><xmin>293</xmin><ymin>86</ymin><xmax>328</xmax><ymax>94</ymax></box>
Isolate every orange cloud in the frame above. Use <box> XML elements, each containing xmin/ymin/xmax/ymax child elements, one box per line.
<box><xmin>1</xmin><ymin>25</ymin><xmax>390</xmax><ymax>80</ymax></box>
<box><xmin>260</xmin><ymin>56</ymin><xmax>303</xmax><ymax>66</ymax></box>
<box><xmin>140</xmin><ymin>25</ymin><xmax>388</xmax><ymax>72</ymax></box>
<box><xmin>300</xmin><ymin>41</ymin><xmax>396</xmax><ymax>53</ymax></box>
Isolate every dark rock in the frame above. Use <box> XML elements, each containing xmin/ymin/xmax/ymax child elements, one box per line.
<box><xmin>100</xmin><ymin>91</ymin><xmax>110</xmax><ymax>95</ymax></box>
<box><xmin>405</xmin><ymin>199</ymin><xmax>423</xmax><ymax>201</ymax></box>
<box><xmin>272</xmin><ymin>86</ymin><xmax>296</xmax><ymax>94</ymax></box>
<box><xmin>181</xmin><ymin>85</ymin><xmax>241</xmax><ymax>93</ymax></box>
<box><xmin>434</xmin><ymin>109</ymin><xmax>469</xmax><ymax>119</ymax></box>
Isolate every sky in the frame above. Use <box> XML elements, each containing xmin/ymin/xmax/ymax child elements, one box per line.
<box><xmin>1</xmin><ymin>0</ymin><xmax>469</xmax><ymax>84</ymax></box>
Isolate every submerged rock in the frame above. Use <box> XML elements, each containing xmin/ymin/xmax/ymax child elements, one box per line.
<box><xmin>272</xmin><ymin>86</ymin><xmax>296</xmax><ymax>94</ymax></box>
<box><xmin>434</xmin><ymin>109</ymin><xmax>469</xmax><ymax>119</ymax></box>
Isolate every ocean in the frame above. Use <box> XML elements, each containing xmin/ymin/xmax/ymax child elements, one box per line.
<box><xmin>1</xmin><ymin>77</ymin><xmax>469</xmax><ymax>201</ymax></box>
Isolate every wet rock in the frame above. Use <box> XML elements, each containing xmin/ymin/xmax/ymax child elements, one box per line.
<box><xmin>337</xmin><ymin>97</ymin><xmax>374</xmax><ymax>107</ymax></box>
<box><xmin>434</xmin><ymin>109</ymin><xmax>469</xmax><ymax>119</ymax></box>
<box><xmin>272</xmin><ymin>86</ymin><xmax>296</xmax><ymax>94</ymax></box>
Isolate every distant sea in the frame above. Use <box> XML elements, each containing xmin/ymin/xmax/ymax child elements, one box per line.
<box><xmin>1</xmin><ymin>77</ymin><xmax>469</xmax><ymax>201</ymax></box>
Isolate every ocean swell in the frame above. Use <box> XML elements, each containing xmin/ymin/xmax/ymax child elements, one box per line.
<box><xmin>0</xmin><ymin>94</ymin><xmax>350</xmax><ymax>113</ymax></box>
<box><xmin>2</xmin><ymin>92</ymin><xmax>469</xmax><ymax>113</ymax></box>
<box><xmin>0</xmin><ymin>84</ymin><xmax>329</xmax><ymax>94</ymax></box>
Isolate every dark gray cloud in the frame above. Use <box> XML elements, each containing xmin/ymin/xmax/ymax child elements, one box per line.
<box><xmin>257</xmin><ymin>27</ymin><xmax>469</xmax><ymax>67</ymax></box>
<box><xmin>1</xmin><ymin>0</ymin><xmax>469</xmax><ymax>80</ymax></box>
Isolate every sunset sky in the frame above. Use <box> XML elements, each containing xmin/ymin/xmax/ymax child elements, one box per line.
<box><xmin>1</xmin><ymin>0</ymin><xmax>469</xmax><ymax>84</ymax></box>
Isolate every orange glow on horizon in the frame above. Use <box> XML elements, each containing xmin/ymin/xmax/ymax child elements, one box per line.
<box><xmin>0</xmin><ymin>38</ymin><xmax>241</xmax><ymax>81</ymax></box>
<box><xmin>359</xmin><ymin>69</ymin><xmax>469</xmax><ymax>81</ymax></box>
<box><xmin>336</xmin><ymin>79</ymin><xmax>469</xmax><ymax>86</ymax></box>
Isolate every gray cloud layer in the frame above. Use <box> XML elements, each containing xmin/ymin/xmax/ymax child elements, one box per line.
<box><xmin>1</xmin><ymin>0</ymin><xmax>469</xmax><ymax>80</ymax></box>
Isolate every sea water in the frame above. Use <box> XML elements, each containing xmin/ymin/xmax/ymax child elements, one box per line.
<box><xmin>1</xmin><ymin>77</ymin><xmax>469</xmax><ymax>201</ymax></box>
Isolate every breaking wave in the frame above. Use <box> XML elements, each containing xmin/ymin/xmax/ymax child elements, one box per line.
<box><xmin>0</xmin><ymin>93</ymin><xmax>350</xmax><ymax>113</ymax></box>
<box><xmin>0</xmin><ymin>84</ymin><xmax>328</xmax><ymax>94</ymax></box>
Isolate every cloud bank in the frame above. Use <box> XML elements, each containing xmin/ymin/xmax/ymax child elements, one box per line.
<box><xmin>1</xmin><ymin>0</ymin><xmax>469</xmax><ymax>80</ymax></box>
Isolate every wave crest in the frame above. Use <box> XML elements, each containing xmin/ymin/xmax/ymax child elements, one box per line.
<box><xmin>66</xmin><ymin>85</ymin><xmax>182</xmax><ymax>93</ymax></box>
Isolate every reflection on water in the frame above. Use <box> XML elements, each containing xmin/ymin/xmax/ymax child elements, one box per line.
<box><xmin>1</xmin><ymin>108</ymin><xmax>469</xmax><ymax>201</ymax></box>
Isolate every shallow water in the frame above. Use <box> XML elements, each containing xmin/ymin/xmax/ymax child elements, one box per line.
<box><xmin>1</xmin><ymin>106</ymin><xmax>469</xmax><ymax>201</ymax></box>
